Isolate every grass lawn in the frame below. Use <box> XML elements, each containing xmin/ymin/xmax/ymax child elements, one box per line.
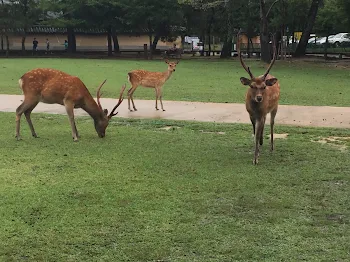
<box><xmin>0</xmin><ymin>58</ymin><xmax>349</xmax><ymax>106</ymax></box>
<box><xmin>1</xmin><ymin>112</ymin><xmax>350</xmax><ymax>261</ymax></box>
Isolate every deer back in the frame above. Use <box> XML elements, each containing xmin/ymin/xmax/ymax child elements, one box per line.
<box><xmin>128</xmin><ymin>70</ymin><xmax>169</xmax><ymax>88</ymax></box>
<box><xmin>20</xmin><ymin>68</ymin><xmax>94</xmax><ymax>106</ymax></box>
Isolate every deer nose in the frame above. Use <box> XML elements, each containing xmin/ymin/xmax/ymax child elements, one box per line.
<box><xmin>256</xmin><ymin>96</ymin><xmax>263</xmax><ymax>102</ymax></box>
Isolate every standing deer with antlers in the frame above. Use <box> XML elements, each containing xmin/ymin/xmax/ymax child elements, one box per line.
<box><xmin>16</xmin><ymin>68</ymin><xmax>125</xmax><ymax>141</ymax></box>
<box><xmin>127</xmin><ymin>59</ymin><xmax>179</xmax><ymax>112</ymax></box>
<box><xmin>237</xmin><ymin>33</ymin><xmax>280</xmax><ymax>165</ymax></box>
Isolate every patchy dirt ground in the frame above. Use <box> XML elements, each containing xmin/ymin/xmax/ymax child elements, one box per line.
<box><xmin>312</xmin><ymin>136</ymin><xmax>350</xmax><ymax>152</ymax></box>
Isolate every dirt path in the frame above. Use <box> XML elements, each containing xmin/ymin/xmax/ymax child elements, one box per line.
<box><xmin>1</xmin><ymin>94</ymin><xmax>349</xmax><ymax>128</ymax></box>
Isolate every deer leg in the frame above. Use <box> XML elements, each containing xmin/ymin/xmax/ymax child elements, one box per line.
<box><xmin>130</xmin><ymin>91</ymin><xmax>137</xmax><ymax>111</ymax></box>
<box><xmin>64</xmin><ymin>101</ymin><xmax>79</xmax><ymax>142</ymax></box>
<box><xmin>253</xmin><ymin>120</ymin><xmax>262</xmax><ymax>165</ymax></box>
<box><xmin>24</xmin><ymin>102</ymin><xmax>39</xmax><ymax>138</ymax></box>
<box><xmin>259</xmin><ymin>116</ymin><xmax>266</xmax><ymax>146</ymax></box>
<box><xmin>159</xmin><ymin>88</ymin><xmax>165</xmax><ymax>111</ymax></box>
<box><xmin>270</xmin><ymin>109</ymin><xmax>278</xmax><ymax>152</ymax></box>
<box><xmin>127</xmin><ymin>87</ymin><xmax>132</xmax><ymax>111</ymax></box>
<box><xmin>127</xmin><ymin>88</ymin><xmax>131</xmax><ymax>111</ymax></box>
<box><xmin>128</xmin><ymin>86</ymin><xmax>137</xmax><ymax>112</ymax></box>
<box><xmin>250</xmin><ymin>115</ymin><xmax>256</xmax><ymax>136</ymax></box>
<box><xmin>15</xmin><ymin>99</ymin><xmax>38</xmax><ymax>140</ymax></box>
<box><xmin>155</xmin><ymin>88</ymin><xmax>159</xmax><ymax>110</ymax></box>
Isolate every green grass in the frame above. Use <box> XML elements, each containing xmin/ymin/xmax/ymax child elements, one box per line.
<box><xmin>1</xmin><ymin>58</ymin><xmax>349</xmax><ymax>106</ymax></box>
<box><xmin>1</xmin><ymin>112</ymin><xmax>350</xmax><ymax>261</ymax></box>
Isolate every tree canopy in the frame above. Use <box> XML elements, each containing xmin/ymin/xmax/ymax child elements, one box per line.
<box><xmin>1</xmin><ymin>0</ymin><xmax>349</xmax><ymax>58</ymax></box>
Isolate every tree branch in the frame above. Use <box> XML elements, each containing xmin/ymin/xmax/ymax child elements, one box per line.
<box><xmin>266</xmin><ymin>0</ymin><xmax>280</xmax><ymax>17</ymax></box>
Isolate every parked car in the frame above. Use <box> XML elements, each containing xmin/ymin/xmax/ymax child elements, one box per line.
<box><xmin>308</xmin><ymin>37</ymin><xmax>318</xmax><ymax>44</ymax></box>
<box><xmin>328</xmin><ymin>33</ymin><xmax>350</xmax><ymax>47</ymax></box>
<box><xmin>315</xmin><ymin>35</ymin><xmax>335</xmax><ymax>45</ymax></box>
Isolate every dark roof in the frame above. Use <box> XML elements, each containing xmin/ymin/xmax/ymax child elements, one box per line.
<box><xmin>2</xmin><ymin>25</ymin><xmax>186</xmax><ymax>35</ymax></box>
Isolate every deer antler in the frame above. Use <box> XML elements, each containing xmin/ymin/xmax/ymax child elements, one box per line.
<box><xmin>109</xmin><ymin>84</ymin><xmax>126</xmax><ymax>118</ymax></box>
<box><xmin>96</xmin><ymin>79</ymin><xmax>107</xmax><ymax>110</ymax></box>
<box><xmin>237</xmin><ymin>30</ymin><xmax>254</xmax><ymax>79</ymax></box>
<box><xmin>263</xmin><ymin>34</ymin><xmax>277</xmax><ymax>80</ymax></box>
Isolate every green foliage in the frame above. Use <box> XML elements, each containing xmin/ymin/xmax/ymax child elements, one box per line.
<box><xmin>124</xmin><ymin>0</ymin><xmax>184</xmax><ymax>34</ymax></box>
<box><xmin>315</xmin><ymin>0</ymin><xmax>348</xmax><ymax>35</ymax></box>
<box><xmin>270</xmin><ymin>0</ymin><xmax>310</xmax><ymax>33</ymax></box>
<box><xmin>1</xmin><ymin>113</ymin><xmax>350</xmax><ymax>261</ymax></box>
<box><xmin>40</xmin><ymin>0</ymin><xmax>88</xmax><ymax>27</ymax></box>
<box><xmin>341</xmin><ymin>0</ymin><xmax>350</xmax><ymax>30</ymax></box>
<box><xmin>82</xmin><ymin>0</ymin><xmax>126</xmax><ymax>29</ymax></box>
<box><xmin>0</xmin><ymin>0</ymin><xmax>41</xmax><ymax>30</ymax></box>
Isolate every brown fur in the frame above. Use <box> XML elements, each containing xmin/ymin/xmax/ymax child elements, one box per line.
<box><xmin>237</xmin><ymin>30</ymin><xmax>280</xmax><ymax>165</ymax></box>
<box><xmin>241</xmin><ymin>74</ymin><xmax>280</xmax><ymax>165</ymax></box>
<box><xmin>15</xmin><ymin>68</ymin><xmax>124</xmax><ymax>141</ymax></box>
<box><xmin>127</xmin><ymin>60</ymin><xmax>178</xmax><ymax>111</ymax></box>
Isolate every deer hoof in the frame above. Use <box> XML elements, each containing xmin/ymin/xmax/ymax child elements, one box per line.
<box><xmin>162</xmin><ymin>109</ymin><xmax>166</xmax><ymax>112</ymax></box>
<box><xmin>133</xmin><ymin>108</ymin><xmax>137</xmax><ymax>111</ymax></box>
<box><xmin>15</xmin><ymin>136</ymin><xmax>22</xmax><ymax>141</ymax></box>
<box><xmin>73</xmin><ymin>137</ymin><xmax>79</xmax><ymax>142</ymax></box>
<box><xmin>156</xmin><ymin>108</ymin><xmax>159</xmax><ymax>111</ymax></box>
<box><xmin>32</xmin><ymin>134</ymin><xmax>38</xmax><ymax>138</ymax></box>
<box><xmin>253</xmin><ymin>158</ymin><xmax>259</xmax><ymax>165</ymax></box>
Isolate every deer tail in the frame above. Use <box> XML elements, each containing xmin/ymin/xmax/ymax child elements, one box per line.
<box><xmin>127</xmin><ymin>72</ymin><xmax>132</xmax><ymax>83</ymax></box>
<box><xmin>18</xmin><ymin>78</ymin><xmax>24</xmax><ymax>94</ymax></box>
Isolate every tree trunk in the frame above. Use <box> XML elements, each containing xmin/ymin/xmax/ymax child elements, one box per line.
<box><xmin>112</xmin><ymin>30</ymin><xmax>120</xmax><ymax>53</ymax></box>
<box><xmin>67</xmin><ymin>27</ymin><xmax>76</xmax><ymax>53</ymax></box>
<box><xmin>107</xmin><ymin>26</ymin><xmax>112</xmax><ymax>56</ymax></box>
<box><xmin>200</xmin><ymin>33</ymin><xmax>205</xmax><ymax>56</ymax></box>
<box><xmin>260</xmin><ymin>0</ymin><xmax>271</xmax><ymax>63</ymax></box>
<box><xmin>294</xmin><ymin>0</ymin><xmax>322</xmax><ymax>57</ymax></box>
<box><xmin>247</xmin><ymin>36</ymin><xmax>251</xmax><ymax>58</ymax></box>
<box><xmin>208</xmin><ymin>35</ymin><xmax>211</xmax><ymax>56</ymax></box>
<box><xmin>250</xmin><ymin>38</ymin><xmax>254</xmax><ymax>53</ymax></box>
<box><xmin>21</xmin><ymin>35</ymin><xmax>26</xmax><ymax>55</ymax></box>
<box><xmin>151</xmin><ymin>35</ymin><xmax>159</xmax><ymax>51</ymax></box>
<box><xmin>324</xmin><ymin>35</ymin><xmax>329</xmax><ymax>60</ymax></box>
<box><xmin>6</xmin><ymin>34</ymin><xmax>9</xmax><ymax>57</ymax></box>
<box><xmin>181</xmin><ymin>34</ymin><xmax>185</xmax><ymax>50</ymax></box>
<box><xmin>207</xmin><ymin>7</ymin><xmax>215</xmax><ymax>56</ymax></box>
<box><xmin>220</xmin><ymin>40</ymin><xmax>232</xmax><ymax>58</ymax></box>
<box><xmin>275</xmin><ymin>30</ymin><xmax>282</xmax><ymax>59</ymax></box>
<box><xmin>148</xmin><ymin>33</ymin><xmax>153</xmax><ymax>59</ymax></box>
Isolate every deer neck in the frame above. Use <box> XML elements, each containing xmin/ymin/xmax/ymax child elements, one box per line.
<box><xmin>82</xmin><ymin>97</ymin><xmax>104</xmax><ymax>122</ymax></box>
<box><xmin>246</xmin><ymin>93</ymin><xmax>266</xmax><ymax>117</ymax></box>
<box><xmin>164</xmin><ymin>69</ymin><xmax>173</xmax><ymax>81</ymax></box>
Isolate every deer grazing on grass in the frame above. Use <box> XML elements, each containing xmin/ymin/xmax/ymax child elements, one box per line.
<box><xmin>127</xmin><ymin>59</ymin><xmax>179</xmax><ymax>112</ymax></box>
<box><xmin>237</xmin><ymin>32</ymin><xmax>280</xmax><ymax>165</ymax></box>
<box><xmin>15</xmin><ymin>68</ymin><xmax>126</xmax><ymax>142</ymax></box>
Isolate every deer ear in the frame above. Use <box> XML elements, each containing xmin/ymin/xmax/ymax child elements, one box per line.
<box><xmin>240</xmin><ymin>77</ymin><xmax>251</xmax><ymax>86</ymax></box>
<box><xmin>265</xmin><ymin>78</ymin><xmax>277</xmax><ymax>86</ymax></box>
<box><xmin>103</xmin><ymin>109</ymin><xmax>108</xmax><ymax>115</ymax></box>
